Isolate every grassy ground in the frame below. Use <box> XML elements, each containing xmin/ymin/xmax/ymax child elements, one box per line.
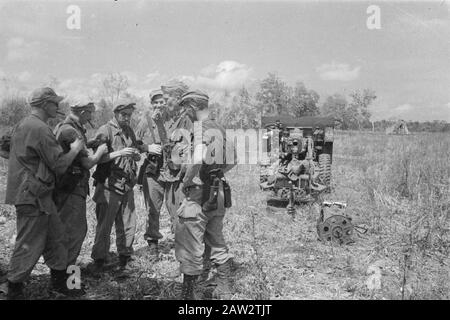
<box><xmin>0</xmin><ymin>131</ymin><xmax>449</xmax><ymax>300</ymax></box>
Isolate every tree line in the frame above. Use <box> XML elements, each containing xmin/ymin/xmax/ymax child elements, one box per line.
<box><xmin>0</xmin><ymin>72</ymin><xmax>449</xmax><ymax>133</ymax></box>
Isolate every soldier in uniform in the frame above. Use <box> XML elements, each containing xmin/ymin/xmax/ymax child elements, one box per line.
<box><xmin>174</xmin><ymin>91</ymin><xmax>236</xmax><ymax>300</ymax></box>
<box><xmin>53</xmin><ymin>100</ymin><xmax>108</xmax><ymax>269</ymax></box>
<box><xmin>4</xmin><ymin>88</ymin><xmax>85</xmax><ymax>299</ymax></box>
<box><xmin>89</xmin><ymin>100</ymin><xmax>142</xmax><ymax>273</ymax></box>
<box><xmin>135</xmin><ymin>89</ymin><xmax>169</xmax><ymax>253</ymax></box>
<box><xmin>159</xmin><ymin>80</ymin><xmax>191</xmax><ymax>235</ymax></box>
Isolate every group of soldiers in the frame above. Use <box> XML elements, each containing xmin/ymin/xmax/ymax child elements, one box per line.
<box><xmin>2</xmin><ymin>80</ymin><xmax>236</xmax><ymax>300</ymax></box>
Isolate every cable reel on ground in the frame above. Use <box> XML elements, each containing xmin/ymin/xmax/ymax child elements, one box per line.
<box><xmin>315</xmin><ymin>201</ymin><xmax>360</xmax><ymax>245</ymax></box>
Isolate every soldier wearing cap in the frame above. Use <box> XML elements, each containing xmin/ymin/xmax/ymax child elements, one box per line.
<box><xmin>4</xmin><ymin>87</ymin><xmax>85</xmax><ymax>299</ymax></box>
<box><xmin>53</xmin><ymin>100</ymin><xmax>109</xmax><ymax>273</ymax></box>
<box><xmin>158</xmin><ymin>80</ymin><xmax>193</xmax><ymax>237</ymax></box>
<box><xmin>174</xmin><ymin>90</ymin><xmax>236</xmax><ymax>300</ymax></box>
<box><xmin>135</xmin><ymin>89</ymin><xmax>172</xmax><ymax>253</ymax></box>
<box><xmin>89</xmin><ymin>99</ymin><xmax>142</xmax><ymax>273</ymax></box>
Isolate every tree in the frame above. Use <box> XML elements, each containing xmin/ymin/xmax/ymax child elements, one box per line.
<box><xmin>100</xmin><ymin>73</ymin><xmax>130</xmax><ymax>107</ymax></box>
<box><xmin>321</xmin><ymin>94</ymin><xmax>349</xmax><ymax>129</ymax></box>
<box><xmin>219</xmin><ymin>87</ymin><xmax>259</xmax><ymax>129</ymax></box>
<box><xmin>288</xmin><ymin>82</ymin><xmax>320</xmax><ymax>117</ymax></box>
<box><xmin>255</xmin><ymin>73</ymin><xmax>290</xmax><ymax>116</ymax></box>
<box><xmin>92</xmin><ymin>98</ymin><xmax>113</xmax><ymax>128</ymax></box>
<box><xmin>348</xmin><ymin>89</ymin><xmax>376</xmax><ymax>130</ymax></box>
<box><xmin>0</xmin><ymin>95</ymin><xmax>29</xmax><ymax>128</ymax></box>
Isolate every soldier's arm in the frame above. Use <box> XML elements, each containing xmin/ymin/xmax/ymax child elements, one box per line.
<box><xmin>37</xmin><ymin>127</ymin><xmax>84</xmax><ymax>176</ymax></box>
<box><xmin>56</xmin><ymin>125</ymin><xmax>101</xmax><ymax>169</ymax></box>
<box><xmin>80</xmin><ymin>144</ymin><xmax>108</xmax><ymax>169</ymax></box>
<box><xmin>181</xmin><ymin>143</ymin><xmax>205</xmax><ymax>186</ymax></box>
<box><xmin>182</xmin><ymin>123</ymin><xmax>209</xmax><ymax>186</ymax></box>
<box><xmin>94</xmin><ymin>126</ymin><xmax>136</xmax><ymax>164</ymax></box>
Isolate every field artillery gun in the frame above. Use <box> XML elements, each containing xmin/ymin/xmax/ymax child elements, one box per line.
<box><xmin>259</xmin><ymin>115</ymin><xmax>335</xmax><ymax>214</ymax></box>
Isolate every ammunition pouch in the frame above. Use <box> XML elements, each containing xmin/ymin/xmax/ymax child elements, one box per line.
<box><xmin>201</xmin><ymin>168</ymin><xmax>232</xmax><ymax>211</ymax></box>
<box><xmin>223</xmin><ymin>180</ymin><xmax>232</xmax><ymax>208</ymax></box>
<box><xmin>106</xmin><ymin>169</ymin><xmax>132</xmax><ymax>195</ymax></box>
<box><xmin>202</xmin><ymin>178</ymin><xmax>220</xmax><ymax>212</ymax></box>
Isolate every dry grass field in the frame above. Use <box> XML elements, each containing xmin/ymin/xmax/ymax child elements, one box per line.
<box><xmin>0</xmin><ymin>131</ymin><xmax>449</xmax><ymax>300</ymax></box>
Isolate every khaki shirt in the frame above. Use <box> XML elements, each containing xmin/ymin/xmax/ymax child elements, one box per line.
<box><xmin>135</xmin><ymin>110</ymin><xmax>173</xmax><ymax>146</ymax></box>
<box><xmin>94</xmin><ymin>118</ymin><xmax>139</xmax><ymax>183</ymax></box>
<box><xmin>5</xmin><ymin>114</ymin><xmax>71</xmax><ymax>215</ymax></box>
<box><xmin>161</xmin><ymin>111</ymin><xmax>195</xmax><ymax>182</ymax></box>
<box><xmin>182</xmin><ymin>119</ymin><xmax>236</xmax><ymax>188</ymax></box>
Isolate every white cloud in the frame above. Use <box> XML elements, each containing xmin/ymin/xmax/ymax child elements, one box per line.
<box><xmin>394</xmin><ymin>104</ymin><xmax>413</xmax><ymax>113</ymax></box>
<box><xmin>185</xmin><ymin>60</ymin><xmax>253</xmax><ymax>92</ymax></box>
<box><xmin>6</xmin><ymin>37</ymin><xmax>41</xmax><ymax>62</ymax></box>
<box><xmin>17</xmin><ymin>71</ymin><xmax>32</xmax><ymax>82</ymax></box>
<box><xmin>316</xmin><ymin>62</ymin><xmax>360</xmax><ymax>81</ymax></box>
<box><xmin>144</xmin><ymin>71</ymin><xmax>161</xmax><ymax>85</ymax></box>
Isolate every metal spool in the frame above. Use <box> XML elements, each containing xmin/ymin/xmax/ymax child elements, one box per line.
<box><xmin>317</xmin><ymin>214</ymin><xmax>354</xmax><ymax>245</ymax></box>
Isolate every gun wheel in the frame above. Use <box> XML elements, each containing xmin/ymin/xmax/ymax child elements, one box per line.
<box><xmin>318</xmin><ymin>153</ymin><xmax>331</xmax><ymax>188</ymax></box>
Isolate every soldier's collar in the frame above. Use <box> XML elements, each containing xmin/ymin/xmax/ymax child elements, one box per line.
<box><xmin>108</xmin><ymin>118</ymin><xmax>130</xmax><ymax>136</ymax></box>
<box><xmin>67</xmin><ymin>114</ymin><xmax>86</xmax><ymax>133</ymax></box>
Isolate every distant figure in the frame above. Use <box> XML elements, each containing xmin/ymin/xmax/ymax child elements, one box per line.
<box><xmin>386</xmin><ymin>120</ymin><xmax>410</xmax><ymax>135</ymax></box>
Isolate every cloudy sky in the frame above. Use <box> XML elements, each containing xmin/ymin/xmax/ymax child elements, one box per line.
<box><xmin>0</xmin><ymin>0</ymin><xmax>449</xmax><ymax>121</ymax></box>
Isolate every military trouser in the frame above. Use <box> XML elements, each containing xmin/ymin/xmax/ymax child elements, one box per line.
<box><xmin>142</xmin><ymin>175</ymin><xmax>165</xmax><ymax>242</ymax></box>
<box><xmin>91</xmin><ymin>183</ymin><xmax>136</xmax><ymax>261</ymax></box>
<box><xmin>57</xmin><ymin>192</ymin><xmax>87</xmax><ymax>266</ymax></box>
<box><xmin>164</xmin><ymin>180</ymin><xmax>185</xmax><ymax>234</ymax></box>
<box><xmin>7</xmin><ymin>205</ymin><xmax>68</xmax><ymax>283</ymax></box>
<box><xmin>175</xmin><ymin>184</ymin><xmax>231</xmax><ymax>276</ymax></box>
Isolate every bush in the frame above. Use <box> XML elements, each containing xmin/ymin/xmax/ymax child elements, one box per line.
<box><xmin>0</xmin><ymin>95</ymin><xmax>30</xmax><ymax>128</ymax></box>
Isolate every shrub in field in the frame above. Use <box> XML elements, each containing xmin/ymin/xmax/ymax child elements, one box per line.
<box><xmin>0</xmin><ymin>95</ymin><xmax>29</xmax><ymax>128</ymax></box>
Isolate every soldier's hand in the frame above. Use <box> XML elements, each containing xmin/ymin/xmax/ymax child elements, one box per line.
<box><xmin>119</xmin><ymin>147</ymin><xmax>136</xmax><ymax>157</ymax></box>
<box><xmin>152</xmin><ymin>109</ymin><xmax>162</xmax><ymax>122</ymax></box>
<box><xmin>148</xmin><ymin>144</ymin><xmax>162</xmax><ymax>155</ymax></box>
<box><xmin>70</xmin><ymin>138</ymin><xmax>85</xmax><ymax>153</ymax></box>
<box><xmin>97</xmin><ymin>143</ymin><xmax>109</xmax><ymax>156</ymax></box>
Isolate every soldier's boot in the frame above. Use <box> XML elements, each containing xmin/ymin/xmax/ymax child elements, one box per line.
<box><xmin>212</xmin><ymin>259</ymin><xmax>233</xmax><ymax>300</ymax></box>
<box><xmin>197</xmin><ymin>254</ymin><xmax>213</xmax><ymax>286</ymax></box>
<box><xmin>6</xmin><ymin>281</ymin><xmax>24</xmax><ymax>300</ymax></box>
<box><xmin>116</xmin><ymin>255</ymin><xmax>134</xmax><ymax>278</ymax></box>
<box><xmin>119</xmin><ymin>255</ymin><xmax>131</xmax><ymax>268</ymax></box>
<box><xmin>197</xmin><ymin>266</ymin><xmax>214</xmax><ymax>287</ymax></box>
<box><xmin>229</xmin><ymin>257</ymin><xmax>243</xmax><ymax>272</ymax></box>
<box><xmin>86</xmin><ymin>259</ymin><xmax>106</xmax><ymax>278</ymax></box>
<box><xmin>181</xmin><ymin>274</ymin><xmax>199</xmax><ymax>300</ymax></box>
<box><xmin>50</xmin><ymin>269</ymin><xmax>85</xmax><ymax>298</ymax></box>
